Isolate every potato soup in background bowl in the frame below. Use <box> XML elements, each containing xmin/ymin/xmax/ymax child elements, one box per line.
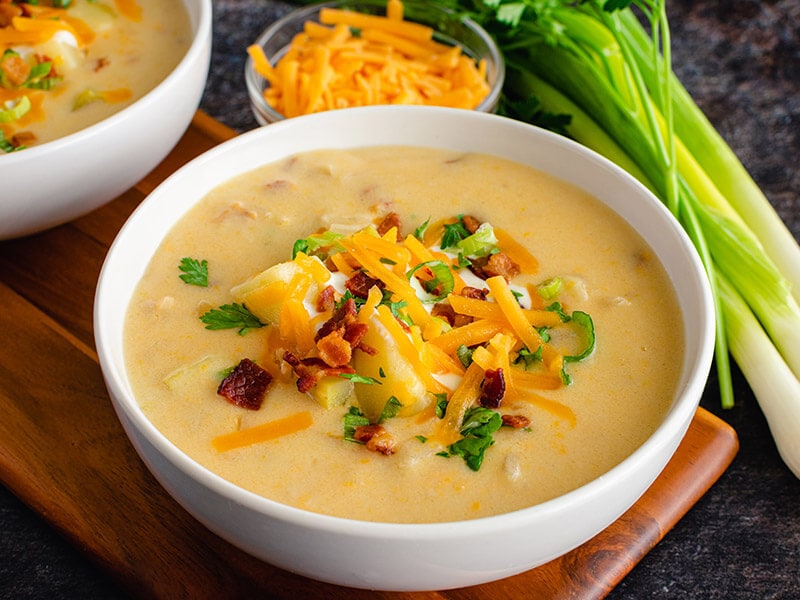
<box><xmin>0</xmin><ymin>0</ymin><xmax>211</xmax><ymax>240</ymax></box>
<box><xmin>95</xmin><ymin>106</ymin><xmax>715</xmax><ymax>590</ymax></box>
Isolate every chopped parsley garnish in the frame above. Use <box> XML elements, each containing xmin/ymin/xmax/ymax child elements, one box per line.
<box><xmin>339</xmin><ymin>373</ymin><xmax>382</xmax><ymax>385</ymax></box>
<box><xmin>514</xmin><ymin>346</ymin><xmax>542</xmax><ymax>369</ymax></box>
<box><xmin>445</xmin><ymin>407</ymin><xmax>503</xmax><ymax>471</ymax></box>
<box><xmin>378</xmin><ymin>396</ymin><xmax>403</xmax><ymax>423</ymax></box>
<box><xmin>0</xmin><ymin>130</ymin><xmax>19</xmax><ymax>153</ymax></box>
<box><xmin>433</xmin><ymin>392</ymin><xmax>449</xmax><ymax>418</ymax></box>
<box><xmin>200</xmin><ymin>303</ymin><xmax>264</xmax><ymax>335</ymax></box>
<box><xmin>440</xmin><ymin>217</ymin><xmax>471</xmax><ymax>249</ymax></box>
<box><xmin>178</xmin><ymin>257</ymin><xmax>208</xmax><ymax>286</ymax></box>
<box><xmin>343</xmin><ymin>406</ymin><xmax>370</xmax><ymax>442</ymax></box>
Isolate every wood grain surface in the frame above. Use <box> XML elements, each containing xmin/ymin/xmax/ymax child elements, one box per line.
<box><xmin>0</xmin><ymin>112</ymin><xmax>739</xmax><ymax>599</ymax></box>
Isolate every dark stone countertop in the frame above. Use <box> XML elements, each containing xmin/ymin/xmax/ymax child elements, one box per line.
<box><xmin>1</xmin><ymin>0</ymin><xmax>798</xmax><ymax>597</ymax></box>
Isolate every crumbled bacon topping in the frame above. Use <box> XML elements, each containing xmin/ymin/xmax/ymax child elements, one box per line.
<box><xmin>316</xmin><ymin>327</ymin><xmax>353</xmax><ymax>368</ymax></box>
<box><xmin>376</xmin><ymin>212</ymin><xmax>402</xmax><ymax>237</ymax></box>
<box><xmin>469</xmin><ymin>252</ymin><xmax>520</xmax><ymax>282</ymax></box>
<box><xmin>94</xmin><ymin>56</ymin><xmax>110</xmax><ymax>72</ymax></box>
<box><xmin>461</xmin><ymin>214</ymin><xmax>482</xmax><ymax>234</ymax></box>
<box><xmin>353</xmin><ymin>424</ymin><xmax>396</xmax><ymax>455</ymax></box>
<box><xmin>459</xmin><ymin>286</ymin><xmax>489</xmax><ymax>300</ymax></box>
<box><xmin>0</xmin><ymin>52</ymin><xmax>29</xmax><ymax>87</ymax></box>
<box><xmin>479</xmin><ymin>368</ymin><xmax>506</xmax><ymax>408</ymax></box>
<box><xmin>0</xmin><ymin>3</ymin><xmax>22</xmax><ymax>28</ymax></box>
<box><xmin>345</xmin><ymin>270</ymin><xmax>384</xmax><ymax>298</ymax></box>
<box><xmin>316</xmin><ymin>285</ymin><xmax>336</xmax><ymax>313</ymax></box>
<box><xmin>313</xmin><ymin>296</ymin><xmax>371</xmax><ymax>367</ymax></box>
<box><xmin>217</xmin><ymin>358</ymin><xmax>272</xmax><ymax>410</ymax></box>
<box><xmin>283</xmin><ymin>351</ymin><xmax>355</xmax><ymax>393</ymax></box>
<box><xmin>502</xmin><ymin>414</ymin><xmax>531</xmax><ymax>429</ymax></box>
<box><xmin>431</xmin><ymin>302</ymin><xmax>472</xmax><ymax>328</ymax></box>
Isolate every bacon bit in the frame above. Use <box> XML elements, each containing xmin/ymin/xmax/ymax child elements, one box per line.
<box><xmin>264</xmin><ymin>179</ymin><xmax>292</xmax><ymax>191</ymax></box>
<box><xmin>217</xmin><ymin>358</ymin><xmax>273</xmax><ymax>410</ymax></box>
<box><xmin>431</xmin><ymin>302</ymin><xmax>456</xmax><ymax>326</ymax></box>
<box><xmin>0</xmin><ymin>4</ymin><xmax>22</xmax><ymax>27</ymax></box>
<box><xmin>502</xmin><ymin>414</ymin><xmax>531</xmax><ymax>429</ymax></box>
<box><xmin>11</xmin><ymin>131</ymin><xmax>36</xmax><ymax>148</ymax></box>
<box><xmin>316</xmin><ymin>297</ymin><xmax>357</xmax><ymax>341</ymax></box>
<box><xmin>485</xmin><ymin>252</ymin><xmax>521</xmax><ymax>281</ymax></box>
<box><xmin>431</xmin><ymin>302</ymin><xmax>473</xmax><ymax>328</ymax></box>
<box><xmin>325</xmin><ymin>256</ymin><xmax>340</xmax><ymax>272</ymax></box>
<box><xmin>0</xmin><ymin>53</ymin><xmax>30</xmax><ymax>87</ymax></box>
<box><xmin>459</xmin><ymin>286</ymin><xmax>489</xmax><ymax>300</ymax></box>
<box><xmin>283</xmin><ymin>351</ymin><xmax>355</xmax><ymax>393</ymax></box>
<box><xmin>94</xmin><ymin>57</ymin><xmax>110</xmax><ymax>72</ymax></box>
<box><xmin>342</xmin><ymin>321</ymin><xmax>368</xmax><ymax>348</ymax></box>
<box><xmin>315</xmin><ymin>296</ymin><xmax>372</xmax><ymax>367</ymax></box>
<box><xmin>376</xmin><ymin>212</ymin><xmax>402</xmax><ymax>237</ymax></box>
<box><xmin>317</xmin><ymin>327</ymin><xmax>352</xmax><ymax>367</ymax></box>
<box><xmin>479</xmin><ymin>368</ymin><xmax>506</xmax><ymax>408</ymax></box>
<box><xmin>470</xmin><ymin>252</ymin><xmax>520</xmax><ymax>282</ymax></box>
<box><xmin>461</xmin><ymin>214</ymin><xmax>482</xmax><ymax>235</ymax></box>
<box><xmin>345</xmin><ymin>270</ymin><xmax>384</xmax><ymax>298</ymax></box>
<box><xmin>356</xmin><ymin>342</ymin><xmax>378</xmax><ymax>356</ymax></box>
<box><xmin>316</xmin><ymin>285</ymin><xmax>336</xmax><ymax>313</ymax></box>
<box><xmin>353</xmin><ymin>424</ymin><xmax>396</xmax><ymax>455</ymax></box>
<box><xmin>213</xmin><ymin>202</ymin><xmax>258</xmax><ymax>222</ymax></box>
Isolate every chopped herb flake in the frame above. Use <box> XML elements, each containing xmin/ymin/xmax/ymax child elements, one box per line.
<box><xmin>200</xmin><ymin>303</ymin><xmax>264</xmax><ymax>335</ymax></box>
<box><xmin>178</xmin><ymin>257</ymin><xmax>208</xmax><ymax>287</ymax></box>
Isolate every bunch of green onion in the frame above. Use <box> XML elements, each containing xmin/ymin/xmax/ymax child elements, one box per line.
<box><xmin>430</xmin><ymin>0</ymin><xmax>800</xmax><ymax>477</ymax></box>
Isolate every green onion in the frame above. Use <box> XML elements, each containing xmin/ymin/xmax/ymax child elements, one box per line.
<box><xmin>426</xmin><ymin>0</ymin><xmax>800</xmax><ymax>475</ymax></box>
<box><xmin>456</xmin><ymin>222</ymin><xmax>498</xmax><ymax>257</ymax></box>
<box><xmin>0</xmin><ymin>96</ymin><xmax>31</xmax><ymax>124</ymax></box>
<box><xmin>406</xmin><ymin>260</ymin><xmax>455</xmax><ymax>302</ymax></box>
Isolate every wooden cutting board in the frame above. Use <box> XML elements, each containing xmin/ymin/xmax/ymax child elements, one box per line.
<box><xmin>0</xmin><ymin>111</ymin><xmax>739</xmax><ymax>600</ymax></box>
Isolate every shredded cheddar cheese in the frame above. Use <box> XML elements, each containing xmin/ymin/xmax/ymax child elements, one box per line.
<box><xmin>247</xmin><ymin>0</ymin><xmax>492</xmax><ymax>118</ymax></box>
<box><xmin>205</xmin><ymin>212</ymin><xmax>596</xmax><ymax>466</ymax></box>
<box><xmin>212</xmin><ymin>411</ymin><xmax>314</xmax><ymax>452</ymax></box>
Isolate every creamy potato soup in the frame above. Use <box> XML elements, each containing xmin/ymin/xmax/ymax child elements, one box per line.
<box><xmin>125</xmin><ymin>146</ymin><xmax>684</xmax><ymax>523</ymax></box>
<box><xmin>0</xmin><ymin>0</ymin><xmax>191</xmax><ymax>151</ymax></box>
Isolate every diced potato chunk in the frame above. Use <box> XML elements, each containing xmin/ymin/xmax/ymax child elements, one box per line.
<box><xmin>352</xmin><ymin>313</ymin><xmax>428</xmax><ymax>422</ymax></box>
<box><xmin>163</xmin><ymin>355</ymin><xmax>230</xmax><ymax>395</ymax></box>
<box><xmin>309</xmin><ymin>375</ymin><xmax>354</xmax><ymax>409</ymax></box>
<box><xmin>231</xmin><ymin>261</ymin><xmax>300</xmax><ymax>324</ymax></box>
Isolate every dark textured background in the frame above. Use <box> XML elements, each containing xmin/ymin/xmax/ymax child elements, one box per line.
<box><xmin>1</xmin><ymin>0</ymin><xmax>798</xmax><ymax>597</ymax></box>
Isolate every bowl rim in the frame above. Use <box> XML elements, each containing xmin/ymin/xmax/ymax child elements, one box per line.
<box><xmin>95</xmin><ymin>105</ymin><xmax>715</xmax><ymax>540</ymax></box>
<box><xmin>244</xmin><ymin>0</ymin><xmax>506</xmax><ymax>124</ymax></box>
<box><xmin>0</xmin><ymin>0</ymin><xmax>213</xmax><ymax>166</ymax></box>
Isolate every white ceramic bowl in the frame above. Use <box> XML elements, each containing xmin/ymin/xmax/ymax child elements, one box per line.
<box><xmin>94</xmin><ymin>106</ymin><xmax>715</xmax><ymax>591</ymax></box>
<box><xmin>0</xmin><ymin>0</ymin><xmax>212</xmax><ymax>240</ymax></box>
<box><xmin>245</xmin><ymin>0</ymin><xmax>505</xmax><ymax>125</ymax></box>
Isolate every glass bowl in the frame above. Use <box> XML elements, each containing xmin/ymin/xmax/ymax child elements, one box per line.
<box><xmin>245</xmin><ymin>0</ymin><xmax>505</xmax><ymax>125</ymax></box>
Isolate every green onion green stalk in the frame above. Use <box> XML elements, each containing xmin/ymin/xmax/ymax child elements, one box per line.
<box><xmin>426</xmin><ymin>0</ymin><xmax>800</xmax><ymax>477</ymax></box>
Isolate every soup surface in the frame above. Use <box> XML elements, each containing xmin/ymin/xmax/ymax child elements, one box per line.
<box><xmin>0</xmin><ymin>0</ymin><xmax>191</xmax><ymax>150</ymax></box>
<box><xmin>124</xmin><ymin>146</ymin><xmax>684</xmax><ymax>523</ymax></box>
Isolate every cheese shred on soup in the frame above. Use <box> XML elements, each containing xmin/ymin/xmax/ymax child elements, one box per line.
<box><xmin>124</xmin><ymin>146</ymin><xmax>684</xmax><ymax>524</ymax></box>
<box><xmin>0</xmin><ymin>0</ymin><xmax>192</xmax><ymax>150</ymax></box>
